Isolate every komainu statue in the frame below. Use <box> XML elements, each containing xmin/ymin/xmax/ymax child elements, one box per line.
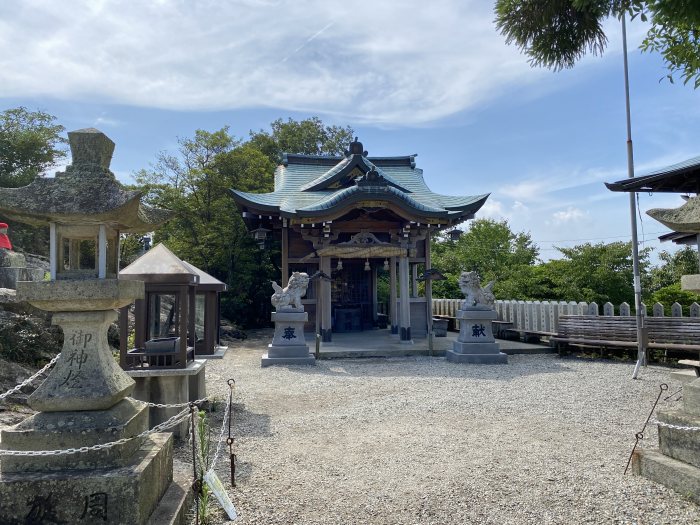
<box><xmin>271</xmin><ymin>271</ymin><xmax>310</xmax><ymax>311</ymax></box>
<box><xmin>458</xmin><ymin>271</ymin><xmax>495</xmax><ymax>310</ymax></box>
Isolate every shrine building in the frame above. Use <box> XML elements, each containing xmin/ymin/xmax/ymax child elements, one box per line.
<box><xmin>230</xmin><ymin>139</ymin><xmax>488</xmax><ymax>343</ymax></box>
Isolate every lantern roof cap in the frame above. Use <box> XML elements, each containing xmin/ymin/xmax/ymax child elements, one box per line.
<box><xmin>0</xmin><ymin>128</ymin><xmax>172</xmax><ymax>232</ymax></box>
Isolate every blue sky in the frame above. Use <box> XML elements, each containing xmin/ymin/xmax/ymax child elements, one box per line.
<box><xmin>2</xmin><ymin>0</ymin><xmax>699</xmax><ymax>264</ymax></box>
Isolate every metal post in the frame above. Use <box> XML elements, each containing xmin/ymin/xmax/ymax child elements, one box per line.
<box><xmin>622</xmin><ymin>14</ymin><xmax>646</xmax><ymax>379</ymax></box>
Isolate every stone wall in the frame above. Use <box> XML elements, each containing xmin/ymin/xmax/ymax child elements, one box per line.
<box><xmin>433</xmin><ymin>298</ymin><xmax>700</xmax><ymax>333</ymax></box>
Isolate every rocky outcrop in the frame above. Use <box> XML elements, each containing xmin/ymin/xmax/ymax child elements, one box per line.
<box><xmin>0</xmin><ymin>288</ymin><xmax>62</xmax><ymax>366</ymax></box>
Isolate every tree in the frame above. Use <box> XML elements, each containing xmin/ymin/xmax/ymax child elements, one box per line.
<box><xmin>0</xmin><ymin>107</ymin><xmax>66</xmax><ymax>188</ymax></box>
<box><xmin>538</xmin><ymin>241</ymin><xmax>651</xmax><ymax>305</ymax></box>
<box><xmin>644</xmin><ymin>246</ymin><xmax>699</xmax><ymax>298</ymax></box>
<box><xmin>135</xmin><ymin>117</ymin><xmax>355</xmax><ymax>328</ymax></box>
<box><xmin>0</xmin><ymin>107</ymin><xmax>67</xmax><ymax>254</ymax></box>
<box><xmin>431</xmin><ymin>218</ymin><xmax>539</xmax><ymax>298</ymax></box>
<box><xmin>649</xmin><ymin>283</ymin><xmax>700</xmax><ymax>315</ymax></box>
<box><xmin>495</xmin><ymin>0</ymin><xmax>700</xmax><ymax>87</ymax></box>
<box><xmin>248</xmin><ymin>117</ymin><xmax>354</xmax><ymax>164</ymax></box>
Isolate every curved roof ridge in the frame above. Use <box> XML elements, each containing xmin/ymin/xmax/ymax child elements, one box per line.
<box><xmin>296</xmin><ymin>185</ymin><xmax>445</xmax><ymax>215</ymax></box>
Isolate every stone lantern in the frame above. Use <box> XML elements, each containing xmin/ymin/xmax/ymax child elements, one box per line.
<box><xmin>0</xmin><ymin>129</ymin><xmax>180</xmax><ymax>524</ymax></box>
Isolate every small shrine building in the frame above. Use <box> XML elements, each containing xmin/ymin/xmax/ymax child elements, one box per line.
<box><xmin>230</xmin><ymin>139</ymin><xmax>489</xmax><ymax>343</ymax></box>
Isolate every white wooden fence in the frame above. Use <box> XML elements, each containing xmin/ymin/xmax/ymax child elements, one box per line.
<box><xmin>431</xmin><ymin>299</ymin><xmax>700</xmax><ymax>333</ymax></box>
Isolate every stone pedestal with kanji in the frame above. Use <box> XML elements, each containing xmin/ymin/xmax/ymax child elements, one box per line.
<box><xmin>446</xmin><ymin>308</ymin><xmax>507</xmax><ymax>364</ymax></box>
<box><xmin>262</xmin><ymin>311</ymin><xmax>316</xmax><ymax>367</ymax></box>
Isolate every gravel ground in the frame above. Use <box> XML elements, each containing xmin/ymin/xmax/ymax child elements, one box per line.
<box><xmin>196</xmin><ymin>331</ymin><xmax>699</xmax><ymax>525</ymax></box>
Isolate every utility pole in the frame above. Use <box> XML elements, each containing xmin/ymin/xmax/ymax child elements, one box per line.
<box><xmin>621</xmin><ymin>14</ymin><xmax>646</xmax><ymax>379</ymax></box>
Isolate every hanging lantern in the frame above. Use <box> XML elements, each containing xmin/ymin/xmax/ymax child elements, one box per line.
<box><xmin>383</xmin><ymin>258</ymin><xmax>389</xmax><ymax>271</ymax></box>
<box><xmin>364</xmin><ymin>259</ymin><xmax>370</xmax><ymax>271</ymax></box>
<box><xmin>337</xmin><ymin>259</ymin><xmax>343</xmax><ymax>270</ymax></box>
<box><xmin>250</xmin><ymin>226</ymin><xmax>271</xmax><ymax>249</ymax></box>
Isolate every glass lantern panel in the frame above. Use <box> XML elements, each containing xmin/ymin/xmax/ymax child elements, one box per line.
<box><xmin>194</xmin><ymin>294</ymin><xmax>205</xmax><ymax>343</ymax></box>
<box><xmin>147</xmin><ymin>293</ymin><xmax>179</xmax><ymax>340</ymax></box>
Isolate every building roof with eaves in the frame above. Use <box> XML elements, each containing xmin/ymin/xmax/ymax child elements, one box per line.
<box><xmin>230</xmin><ymin>138</ymin><xmax>489</xmax><ymax>226</ymax></box>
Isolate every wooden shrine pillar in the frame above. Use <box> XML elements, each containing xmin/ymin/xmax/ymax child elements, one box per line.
<box><xmin>320</xmin><ymin>255</ymin><xmax>332</xmax><ymax>342</ymax></box>
<box><xmin>390</xmin><ymin>256</ymin><xmax>398</xmax><ymax>335</ymax></box>
<box><xmin>399</xmin><ymin>254</ymin><xmax>412</xmax><ymax>343</ymax></box>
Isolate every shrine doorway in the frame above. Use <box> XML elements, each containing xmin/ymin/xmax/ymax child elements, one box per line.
<box><xmin>331</xmin><ymin>259</ymin><xmax>374</xmax><ymax>332</ymax></box>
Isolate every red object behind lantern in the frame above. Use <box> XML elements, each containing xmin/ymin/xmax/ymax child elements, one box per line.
<box><xmin>0</xmin><ymin>222</ymin><xmax>12</xmax><ymax>250</ymax></box>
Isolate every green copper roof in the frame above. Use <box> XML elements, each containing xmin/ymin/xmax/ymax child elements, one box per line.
<box><xmin>605</xmin><ymin>155</ymin><xmax>700</xmax><ymax>193</ymax></box>
<box><xmin>230</xmin><ymin>139</ymin><xmax>489</xmax><ymax>224</ymax></box>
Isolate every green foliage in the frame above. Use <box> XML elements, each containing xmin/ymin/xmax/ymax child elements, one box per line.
<box><xmin>495</xmin><ymin>0</ymin><xmax>609</xmax><ymax>71</ymax></box>
<box><xmin>541</xmin><ymin>241</ymin><xmax>650</xmax><ymax>305</ymax></box>
<box><xmin>0</xmin><ymin>107</ymin><xmax>66</xmax><ymax>255</ymax></box>
<box><xmin>649</xmin><ymin>283</ymin><xmax>700</xmax><ymax>315</ymax></box>
<box><xmin>196</xmin><ymin>410</ymin><xmax>212</xmax><ymax>525</ymax></box>
<box><xmin>644</xmin><ymin>246</ymin><xmax>699</xmax><ymax>299</ymax></box>
<box><xmin>495</xmin><ymin>0</ymin><xmax>700</xmax><ymax>88</ymax></box>
<box><xmin>134</xmin><ymin>117</ymin><xmax>353</xmax><ymax>328</ymax></box>
<box><xmin>0</xmin><ymin>107</ymin><xmax>67</xmax><ymax>188</ymax></box>
<box><xmin>248</xmin><ymin>117</ymin><xmax>354</xmax><ymax>164</ymax></box>
<box><xmin>119</xmin><ymin>233</ymin><xmax>148</xmax><ymax>269</ymax></box>
<box><xmin>431</xmin><ymin>220</ymin><xmax>654</xmax><ymax>306</ymax></box>
<box><xmin>431</xmin><ymin>218</ymin><xmax>539</xmax><ymax>299</ymax></box>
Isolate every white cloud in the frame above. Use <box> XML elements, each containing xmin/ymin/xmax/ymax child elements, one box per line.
<box><xmin>551</xmin><ymin>206</ymin><xmax>586</xmax><ymax>224</ymax></box>
<box><xmin>0</xmin><ymin>0</ymin><xmax>548</xmax><ymax>125</ymax></box>
<box><xmin>477</xmin><ymin>198</ymin><xmax>505</xmax><ymax>219</ymax></box>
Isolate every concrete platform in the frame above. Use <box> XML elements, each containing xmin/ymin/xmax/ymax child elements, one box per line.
<box><xmin>311</xmin><ymin>330</ymin><xmax>554</xmax><ymax>359</ymax></box>
<box><xmin>196</xmin><ymin>345</ymin><xmax>228</xmax><ymax>359</ymax></box>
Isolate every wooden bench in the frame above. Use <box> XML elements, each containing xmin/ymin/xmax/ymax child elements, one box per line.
<box><xmin>504</xmin><ymin>326</ymin><xmax>556</xmax><ymax>342</ymax></box>
<box><xmin>492</xmin><ymin>320</ymin><xmax>514</xmax><ymax>338</ymax></box>
<box><xmin>432</xmin><ymin>314</ymin><xmax>458</xmax><ymax>332</ymax></box>
<box><xmin>550</xmin><ymin>315</ymin><xmax>700</xmax><ymax>357</ymax></box>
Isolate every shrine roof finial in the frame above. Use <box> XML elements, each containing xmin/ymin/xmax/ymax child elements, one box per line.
<box><xmin>346</xmin><ymin>137</ymin><xmax>368</xmax><ymax>157</ymax></box>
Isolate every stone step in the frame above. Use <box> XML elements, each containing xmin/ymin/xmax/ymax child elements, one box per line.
<box><xmin>684</xmin><ymin>377</ymin><xmax>700</xmax><ymax>417</ymax></box>
<box><xmin>632</xmin><ymin>449</ymin><xmax>700</xmax><ymax>505</ymax></box>
<box><xmin>657</xmin><ymin>408</ymin><xmax>700</xmax><ymax>469</ymax></box>
<box><xmin>670</xmin><ymin>369</ymin><xmax>698</xmax><ymax>386</ymax></box>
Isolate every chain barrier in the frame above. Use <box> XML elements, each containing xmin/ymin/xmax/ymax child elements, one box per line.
<box><xmin>0</xmin><ymin>353</ymin><xmax>60</xmax><ymax>402</ymax></box>
<box><xmin>128</xmin><ymin>397</ymin><xmax>209</xmax><ymax>409</ymax></box>
<box><xmin>649</xmin><ymin>419</ymin><xmax>700</xmax><ymax>432</ymax></box>
<box><xmin>0</xmin><ymin>404</ymin><xmax>196</xmax><ymax>456</ymax></box>
<box><xmin>625</xmin><ymin>383</ymin><xmax>668</xmax><ymax>474</ymax></box>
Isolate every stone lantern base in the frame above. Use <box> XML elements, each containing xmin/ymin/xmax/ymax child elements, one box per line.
<box><xmin>0</xmin><ymin>433</ymin><xmax>182</xmax><ymax>524</ymax></box>
<box><xmin>262</xmin><ymin>311</ymin><xmax>316</xmax><ymax>367</ymax></box>
<box><xmin>446</xmin><ymin>308</ymin><xmax>508</xmax><ymax>364</ymax></box>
